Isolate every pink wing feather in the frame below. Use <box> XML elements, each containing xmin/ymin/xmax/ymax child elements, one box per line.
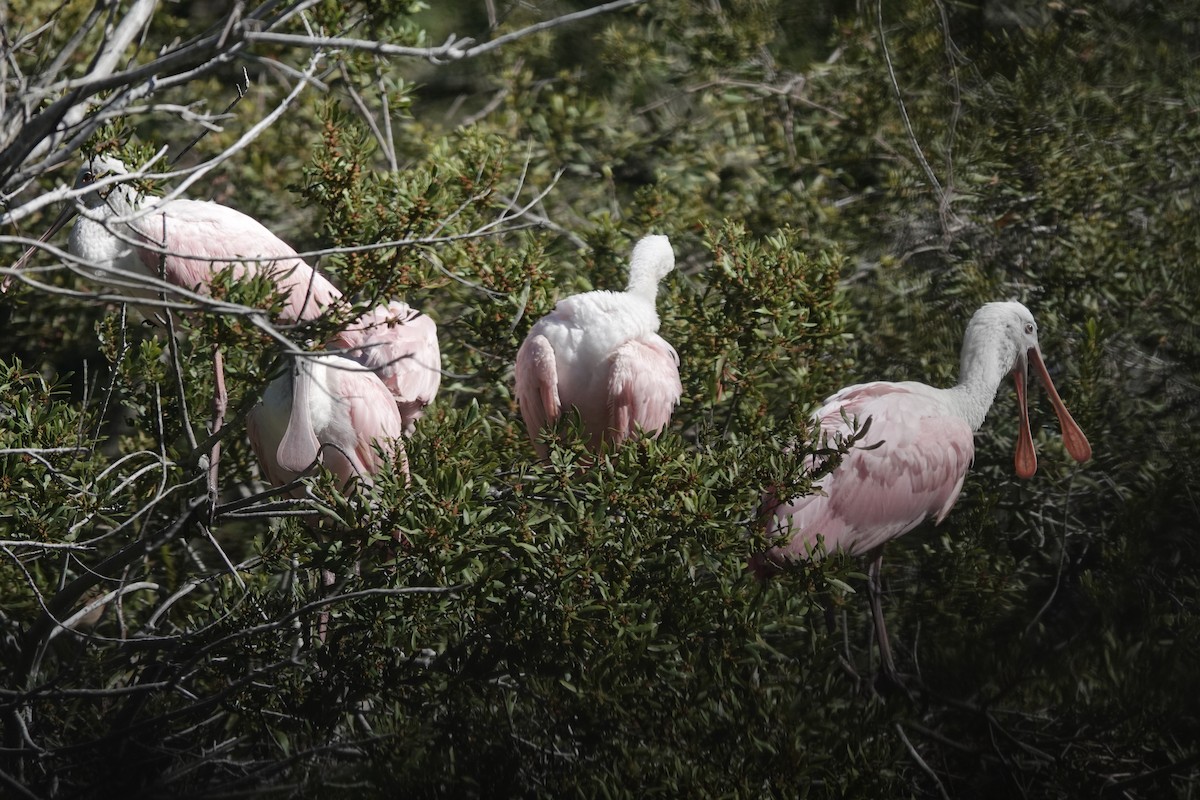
<box><xmin>514</xmin><ymin>334</ymin><xmax>562</xmax><ymax>458</ymax></box>
<box><xmin>765</xmin><ymin>383</ymin><xmax>975</xmax><ymax>559</ymax></box>
<box><xmin>341</xmin><ymin>367</ymin><xmax>409</xmax><ymax>486</ymax></box>
<box><xmin>606</xmin><ymin>334</ymin><xmax>682</xmax><ymax>446</ymax></box>
<box><xmin>130</xmin><ymin>199</ymin><xmax>340</xmax><ymax>322</ymax></box>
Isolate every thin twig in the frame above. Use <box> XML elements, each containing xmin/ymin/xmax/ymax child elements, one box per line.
<box><xmin>895</xmin><ymin>722</ymin><xmax>952</xmax><ymax>800</ymax></box>
<box><xmin>246</xmin><ymin>0</ymin><xmax>648</xmax><ymax>63</ymax></box>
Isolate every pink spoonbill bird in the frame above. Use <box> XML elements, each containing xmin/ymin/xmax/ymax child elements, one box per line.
<box><xmin>246</xmin><ymin>353</ymin><xmax>407</xmax><ymax>641</ymax></box>
<box><xmin>5</xmin><ymin>155</ymin><xmax>341</xmax><ymax>322</ymax></box>
<box><xmin>246</xmin><ymin>354</ymin><xmax>407</xmax><ymax>492</ymax></box>
<box><xmin>326</xmin><ymin>300</ymin><xmax>441</xmax><ymax>436</ymax></box>
<box><xmin>5</xmin><ymin>155</ymin><xmax>345</xmax><ymax>512</ymax></box>
<box><xmin>756</xmin><ymin>301</ymin><xmax>1092</xmax><ymax>680</ymax></box>
<box><xmin>515</xmin><ymin>234</ymin><xmax>682</xmax><ymax>459</ymax></box>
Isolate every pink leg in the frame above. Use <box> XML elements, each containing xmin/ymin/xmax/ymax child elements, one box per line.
<box><xmin>207</xmin><ymin>346</ymin><xmax>227</xmax><ymax>524</ymax></box>
<box><xmin>316</xmin><ymin>568</ymin><xmax>336</xmax><ymax>644</ymax></box>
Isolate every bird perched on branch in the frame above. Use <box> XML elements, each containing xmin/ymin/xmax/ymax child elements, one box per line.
<box><xmin>755</xmin><ymin>301</ymin><xmax>1092</xmax><ymax>681</ymax></box>
<box><xmin>247</xmin><ymin>354</ymin><xmax>407</xmax><ymax>492</ymax></box>
<box><xmin>246</xmin><ymin>353</ymin><xmax>407</xmax><ymax>643</ymax></box>
<box><xmin>6</xmin><ymin>155</ymin><xmax>341</xmax><ymax>322</ymax></box>
<box><xmin>7</xmin><ymin>155</ymin><xmax>346</xmax><ymax>516</ymax></box>
<box><xmin>515</xmin><ymin>234</ymin><xmax>682</xmax><ymax>459</ymax></box>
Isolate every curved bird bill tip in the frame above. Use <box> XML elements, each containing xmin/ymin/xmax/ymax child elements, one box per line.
<box><xmin>276</xmin><ymin>359</ymin><xmax>322</xmax><ymax>473</ymax></box>
<box><xmin>1014</xmin><ymin>347</ymin><xmax>1093</xmax><ymax>479</ymax></box>
<box><xmin>1030</xmin><ymin>346</ymin><xmax>1092</xmax><ymax>464</ymax></box>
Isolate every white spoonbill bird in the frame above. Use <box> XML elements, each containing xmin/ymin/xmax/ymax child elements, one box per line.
<box><xmin>246</xmin><ymin>354</ymin><xmax>407</xmax><ymax>492</ymax></box>
<box><xmin>326</xmin><ymin>300</ymin><xmax>441</xmax><ymax>436</ymax></box>
<box><xmin>6</xmin><ymin>155</ymin><xmax>341</xmax><ymax>322</ymax></box>
<box><xmin>515</xmin><ymin>234</ymin><xmax>682</xmax><ymax>459</ymax></box>
<box><xmin>756</xmin><ymin>301</ymin><xmax>1092</xmax><ymax>678</ymax></box>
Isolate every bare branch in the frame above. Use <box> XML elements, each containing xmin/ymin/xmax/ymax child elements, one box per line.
<box><xmin>245</xmin><ymin>0</ymin><xmax>648</xmax><ymax>62</ymax></box>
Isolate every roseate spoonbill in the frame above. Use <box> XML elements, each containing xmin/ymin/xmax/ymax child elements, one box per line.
<box><xmin>515</xmin><ymin>234</ymin><xmax>682</xmax><ymax>459</ymax></box>
<box><xmin>6</xmin><ymin>155</ymin><xmax>341</xmax><ymax>322</ymax></box>
<box><xmin>247</xmin><ymin>353</ymin><xmax>408</xmax><ymax>641</ymax></box>
<box><xmin>756</xmin><ymin>301</ymin><xmax>1092</xmax><ymax>681</ymax></box>
<box><xmin>246</xmin><ymin>354</ymin><xmax>407</xmax><ymax>491</ymax></box>
<box><xmin>7</xmin><ymin>155</ymin><xmax>344</xmax><ymax>512</ymax></box>
<box><xmin>326</xmin><ymin>300</ymin><xmax>442</xmax><ymax>436</ymax></box>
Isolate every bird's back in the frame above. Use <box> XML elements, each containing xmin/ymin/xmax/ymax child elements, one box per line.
<box><xmin>529</xmin><ymin>289</ymin><xmax>660</xmax><ymax>401</ymax></box>
<box><xmin>129</xmin><ymin>198</ymin><xmax>340</xmax><ymax>322</ymax></box>
<box><xmin>764</xmin><ymin>381</ymin><xmax>975</xmax><ymax>558</ymax></box>
<box><xmin>515</xmin><ymin>248</ymin><xmax>679</xmax><ymax>457</ymax></box>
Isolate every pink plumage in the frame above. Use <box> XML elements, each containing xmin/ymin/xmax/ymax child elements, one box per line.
<box><xmin>515</xmin><ymin>235</ymin><xmax>682</xmax><ymax>458</ymax></box>
<box><xmin>759</xmin><ymin>302</ymin><xmax>1091</xmax><ymax>569</ymax></box>
<box><xmin>127</xmin><ymin>198</ymin><xmax>340</xmax><ymax>323</ymax></box>
<box><xmin>246</xmin><ymin>354</ymin><xmax>406</xmax><ymax>642</ymax></box>
<box><xmin>246</xmin><ymin>354</ymin><xmax>407</xmax><ymax>491</ymax></box>
<box><xmin>326</xmin><ymin>300</ymin><xmax>441</xmax><ymax>435</ymax></box>
<box><xmin>9</xmin><ymin>156</ymin><xmax>340</xmax><ymax>322</ymax></box>
<box><xmin>756</xmin><ymin>302</ymin><xmax>1091</xmax><ymax>680</ymax></box>
<box><xmin>762</xmin><ymin>383</ymin><xmax>974</xmax><ymax>560</ymax></box>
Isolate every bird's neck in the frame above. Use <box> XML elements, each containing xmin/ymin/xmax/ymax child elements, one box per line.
<box><xmin>624</xmin><ymin>273</ymin><xmax>660</xmax><ymax>304</ymax></box>
<box><xmin>946</xmin><ymin>339</ymin><xmax>1017</xmax><ymax>431</ymax></box>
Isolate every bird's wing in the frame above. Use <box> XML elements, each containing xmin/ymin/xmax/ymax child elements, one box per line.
<box><xmin>390</xmin><ymin>318</ymin><xmax>443</xmax><ymax>433</ymax></box>
<box><xmin>514</xmin><ymin>333</ymin><xmax>561</xmax><ymax>458</ymax></box>
<box><xmin>344</xmin><ymin>370</ymin><xmax>408</xmax><ymax>485</ymax></box>
<box><xmin>327</xmin><ymin>304</ymin><xmax>442</xmax><ymax>434</ymax></box>
<box><xmin>130</xmin><ymin>199</ymin><xmax>340</xmax><ymax>321</ymax></box>
<box><xmin>606</xmin><ymin>334</ymin><xmax>683</xmax><ymax>446</ymax></box>
<box><xmin>370</xmin><ymin>313</ymin><xmax>441</xmax><ymax>409</ymax></box>
<box><xmin>769</xmin><ymin>384</ymin><xmax>975</xmax><ymax>557</ymax></box>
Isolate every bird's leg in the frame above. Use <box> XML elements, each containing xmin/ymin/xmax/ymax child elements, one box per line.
<box><xmin>285</xmin><ymin>554</ymin><xmax>305</xmax><ymax>655</ymax></box>
<box><xmin>207</xmin><ymin>346</ymin><xmax>227</xmax><ymax>524</ymax></box>
<box><xmin>867</xmin><ymin>546</ymin><xmax>902</xmax><ymax>688</ymax></box>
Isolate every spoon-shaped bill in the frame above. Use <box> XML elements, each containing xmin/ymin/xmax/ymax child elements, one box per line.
<box><xmin>276</xmin><ymin>359</ymin><xmax>322</xmax><ymax>474</ymax></box>
<box><xmin>1012</xmin><ymin>347</ymin><xmax>1092</xmax><ymax>479</ymax></box>
<box><xmin>1031</xmin><ymin>346</ymin><xmax>1092</xmax><ymax>463</ymax></box>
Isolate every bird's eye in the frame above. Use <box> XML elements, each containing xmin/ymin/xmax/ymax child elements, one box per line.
<box><xmin>82</xmin><ymin>171</ymin><xmax>95</xmax><ymax>184</ymax></box>
<box><xmin>1024</xmin><ymin>323</ymin><xmax>1034</xmax><ymax>335</ymax></box>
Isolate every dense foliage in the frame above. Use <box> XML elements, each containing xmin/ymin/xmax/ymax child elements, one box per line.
<box><xmin>1</xmin><ymin>0</ymin><xmax>1197</xmax><ymax>797</ymax></box>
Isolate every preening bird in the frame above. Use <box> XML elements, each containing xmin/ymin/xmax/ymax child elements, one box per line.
<box><xmin>6</xmin><ymin>155</ymin><xmax>341</xmax><ymax>322</ymax></box>
<box><xmin>515</xmin><ymin>234</ymin><xmax>682</xmax><ymax>459</ymax></box>
<box><xmin>326</xmin><ymin>300</ymin><xmax>441</xmax><ymax>436</ymax></box>
<box><xmin>756</xmin><ymin>301</ymin><xmax>1092</xmax><ymax>679</ymax></box>
<box><xmin>246</xmin><ymin>354</ymin><xmax>407</xmax><ymax>643</ymax></box>
<box><xmin>6</xmin><ymin>156</ymin><xmax>346</xmax><ymax>510</ymax></box>
<box><xmin>247</xmin><ymin>354</ymin><xmax>407</xmax><ymax>492</ymax></box>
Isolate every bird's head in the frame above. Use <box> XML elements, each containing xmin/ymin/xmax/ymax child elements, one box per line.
<box><xmin>3</xmin><ymin>156</ymin><xmax>138</xmax><ymax>292</ymax></box>
<box><xmin>73</xmin><ymin>155</ymin><xmax>134</xmax><ymax>210</ymax></box>
<box><xmin>969</xmin><ymin>301</ymin><xmax>1092</xmax><ymax>478</ymax></box>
